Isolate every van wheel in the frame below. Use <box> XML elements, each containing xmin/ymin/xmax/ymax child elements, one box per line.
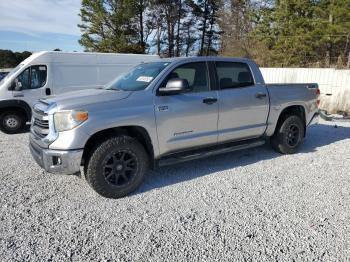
<box><xmin>85</xmin><ymin>136</ymin><xmax>149</xmax><ymax>198</ymax></box>
<box><xmin>0</xmin><ymin>111</ymin><xmax>26</xmax><ymax>134</ymax></box>
<box><xmin>271</xmin><ymin>115</ymin><xmax>305</xmax><ymax>154</ymax></box>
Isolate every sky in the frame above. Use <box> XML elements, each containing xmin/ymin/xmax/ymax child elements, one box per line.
<box><xmin>0</xmin><ymin>0</ymin><xmax>83</xmax><ymax>52</ymax></box>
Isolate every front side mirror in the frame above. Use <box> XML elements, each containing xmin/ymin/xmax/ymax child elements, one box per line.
<box><xmin>158</xmin><ymin>78</ymin><xmax>190</xmax><ymax>95</ymax></box>
<box><xmin>10</xmin><ymin>79</ymin><xmax>22</xmax><ymax>91</ymax></box>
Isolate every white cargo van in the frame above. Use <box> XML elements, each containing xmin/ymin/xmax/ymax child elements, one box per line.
<box><xmin>0</xmin><ymin>51</ymin><xmax>160</xmax><ymax>133</ymax></box>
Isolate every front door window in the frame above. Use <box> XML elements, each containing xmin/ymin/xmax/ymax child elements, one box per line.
<box><xmin>15</xmin><ymin>65</ymin><xmax>47</xmax><ymax>90</ymax></box>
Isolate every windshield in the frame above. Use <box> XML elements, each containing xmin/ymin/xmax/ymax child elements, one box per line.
<box><xmin>105</xmin><ymin>62</ymin><xmax>171</xmax><ymax>91</ymax></box>
<box><xmin>0</xmin><ymin>64</ymin><xmax>24</xmax><ymax>85</ymax></box>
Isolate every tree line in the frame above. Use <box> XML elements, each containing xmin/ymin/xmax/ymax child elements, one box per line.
<box><xmin>79</xmin><ymin>0</ymin><xmax>222</xmax><ymax>57</ymax></box>
<box><xmin>1</xmin><ymin>1</ymin><xmax>349</xmax><ymax>68</ymax></box>
<box><xmin>0</xmin><ymin>50</ymin><xmax>32</xmax><ymax>68</ymax></box>
<box><xmin>79</xmin><ymin>0</ymin><xmax>350</xmax><ymax>67</ymax></box>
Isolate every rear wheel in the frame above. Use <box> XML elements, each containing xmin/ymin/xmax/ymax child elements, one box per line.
<box><xmin>271</xmin><ymin>115</ymin><xmax>305</xmax><ymax>154</ymax></box>
<box><xmin>0</xmin><ymin>111</ymin><xmax>26</xmax><ymax>134</ymax></box>
<box><xmin>85</xmin><ymin>136</ymin><xmax>149</xmax><ymax>198</ymax></box>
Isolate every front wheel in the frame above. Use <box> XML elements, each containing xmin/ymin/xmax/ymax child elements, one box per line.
<box><xmin>0</xmin><ymin>111</ymin><xmax>26</xmax><ymax>134</ymax></box>
<box><xmin>271</xmin><ymin>115</ymin><xmax>305</xmax><ymax>154</ymax></box>
<box><xmin>85</xmin><ymin>136</ymin><xmax>149</xmax><ymax>198</ymax></box>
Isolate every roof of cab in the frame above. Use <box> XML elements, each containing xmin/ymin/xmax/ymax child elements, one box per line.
<box><xmin>160</xmin><ymin>56</ymin><xmax>253</xmax><ymax>64</ymax></box>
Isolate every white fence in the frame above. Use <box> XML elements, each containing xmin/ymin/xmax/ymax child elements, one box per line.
<box><xmin>261</xmin><ymin>68</ymin><xmax>350</xmax><ymax>114</ymax></box>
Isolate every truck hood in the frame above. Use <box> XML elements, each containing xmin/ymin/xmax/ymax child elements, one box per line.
<box><xmin>42</xmin><ymin>88</ymin><xmax>132</xmax><ymax>110</ymax></box>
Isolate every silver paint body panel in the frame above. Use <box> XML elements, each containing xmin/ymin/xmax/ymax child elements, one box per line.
<box><xmin>29</xmin><ymin>57</ymin><xmax>319</xmax><ymax>174</ymax></box>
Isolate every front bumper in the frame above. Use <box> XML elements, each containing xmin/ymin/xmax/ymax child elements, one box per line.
<box><xmin>30</xmin><ymin>137</ymin><xmax>83</xmax><ymax>175</ymax></box>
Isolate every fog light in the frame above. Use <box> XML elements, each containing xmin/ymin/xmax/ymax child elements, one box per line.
<box><xmin>52</xmin><ymin>156</ymin><xmax>62</xmax><ymax>166</ymax></box>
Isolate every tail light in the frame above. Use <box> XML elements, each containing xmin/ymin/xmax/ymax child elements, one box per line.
<box><xmin>316</xmin><ymin>88</ymin><xmax>321</xmax><ymax>107</ymax></box>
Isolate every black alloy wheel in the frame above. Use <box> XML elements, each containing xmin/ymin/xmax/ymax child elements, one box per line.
<box><xmin>271</xmin><ymin>114</ymin><xmax>305</xmax><ymax>154</ymax></box>
<box><xmin>85</xmin><ymin>136</ymin><xmax>149</xmax><ymax>199</ymax></box>
<box><xmin>102</xmin><ymin>150</ymin><xmax>138</xmax><ymax>186</ymax></box>
<box><xmin>286</xmin><ymin>124</ymin><xmax>300</xmax><ymax>148</ymax></box>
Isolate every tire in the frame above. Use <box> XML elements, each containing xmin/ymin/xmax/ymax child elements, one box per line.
<box><xmin>85</xmin><ymin>136</ymin><xmax>149</xmax><ymax>198</ymax></box>
<box><xmin>0</xmin><ymin>111</ymin><xmax>26</xmax><ymax>134</ymax></box>
<box><xmin>271</xmin><ymin>115</ymin><xmax>305</xmax><ymax>154</ymax></box>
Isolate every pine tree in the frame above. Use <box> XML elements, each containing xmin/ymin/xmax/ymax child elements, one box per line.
<box><xmin>314</xmin><ymin>0</ymin><xmax>350</xmax><ymax>66</ymax></box>
<box><xmin>0</xmin><ymin>50</ymin><xmax>32</xmax><ymax>68</ymax></box>
<box><xmin>150</xmin><ymin>0</ymin><xmax>178</xmax><ymax>57</ymax></box>
<box><xmin>192</xmin><ymin>0</ymin><xmax>222</xmax><ymax>56</ymax></box>
<box><xmin>78</xmin><ymin>0</ymin><xmax>144</xmax><ymax>53</ymax></box>
<box><xmin>182</xmin><ymin>16</ymin><xmax>198</xmax><ymax>56</ymax></box>
<box><xmin>219</xmin><ymin>0</ymin><xmax>254</xmax><ymax>57</ymax></box>
<box><xmin>251</xmin><ymin>0</ymin><xmax>350</xmax><ymax>67</ymax></box>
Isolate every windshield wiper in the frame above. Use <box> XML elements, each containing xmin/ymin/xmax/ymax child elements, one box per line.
<box><xmin>106</xmin><ymin>87</ymin><xmax>123</xmax><ymax>91</ymax></box>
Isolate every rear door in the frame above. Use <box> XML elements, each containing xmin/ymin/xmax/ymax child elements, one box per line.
<box><xmin>215</xmin><ymin>61</ymin><xmax>269</xmax><ymax>143</ymax></box>
<box><xmin>154</xmin><ymin>62</ymin><xmax>219</xmax><ymax>155</ymax></box>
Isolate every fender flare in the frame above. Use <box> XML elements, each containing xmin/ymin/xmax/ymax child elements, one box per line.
<box><xmin>0</xmin><ymin>100</ymin><xmax>32</xmax><ymax>120</ymax></box>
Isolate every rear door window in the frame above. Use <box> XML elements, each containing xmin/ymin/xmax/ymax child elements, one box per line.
<box><xmin>215</xmin><ymin>62</ymin><xmax>254</xmax><ymax>89</ymax></box>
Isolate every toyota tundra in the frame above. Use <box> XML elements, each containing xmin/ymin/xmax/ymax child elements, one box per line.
<box><xmin>29</xmin><ymin>57</ymin><xmax>319</xmax><ymax>198</ymax></box>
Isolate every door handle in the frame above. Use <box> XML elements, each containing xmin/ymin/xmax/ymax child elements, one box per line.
<box><xmin>203</xmin><ymin>97</ymin><xmax>218</xmax><ymax>105</ymax></box>
<box><xmin>45</xmin><ymin>88</ymin><xmax>51</xmax><ymax>96</ymax></box>
<box><xmin>13</xmin><ymin>92</ymin><xmax>24</xmax><ymax>97</ymax></box>
<box><xmin>255</xmin><ymin>92</ymin><xmax>267</xmax><ymax>99</ymax></box>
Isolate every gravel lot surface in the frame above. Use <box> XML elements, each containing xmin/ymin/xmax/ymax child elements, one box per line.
<box><xmin>0</xmin><ymin>120</ymin><xmax>350</xmax><ymax>261</ymax></box>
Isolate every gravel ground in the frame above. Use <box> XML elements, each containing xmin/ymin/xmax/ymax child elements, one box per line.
<box><xmin>0</xmin><ymin>119</ymin><xmax>350</xmax><ymax>261</ymax></box>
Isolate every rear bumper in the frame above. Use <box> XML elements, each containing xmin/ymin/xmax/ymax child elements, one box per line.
<box><xmin>308</xmin><ymin>112</ymin><xmax>319</xmax><ymax>126</ymax></box>
<box><xmin>29</xmin><ymin>137</ymin><xmax>83</xmax><ymax>175</ymax></box>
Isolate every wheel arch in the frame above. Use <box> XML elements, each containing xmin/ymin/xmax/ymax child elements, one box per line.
<box><xmin>0</xmin><ymin>100</ymin><xmax>32</xmax><ymax>121</ymax></box>
<box><xmin>275</xmin><ymin>105</ymin><xmax>306</xmax><ymax>136</ymax></box>
<box><xmin>82</xmin><ymin>125</ymin><xmax>155</xmax><ymax>168</ymax></box>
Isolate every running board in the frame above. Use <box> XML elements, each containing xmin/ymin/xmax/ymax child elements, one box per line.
<box><xmin>158</xmin><ymin>139</ymin><xmax>266</xmax><ymax>167</ymax></box>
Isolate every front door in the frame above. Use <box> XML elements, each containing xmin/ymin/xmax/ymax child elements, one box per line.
<box><xmin>154</xmin><ymin>62</ymin><xmax>219</xmax><ymax>155</ymax></box>
<box><xmin>215</xmin><ymin>61</ymin><xmax>270</xmax><ymax>143</ymax></box>
<box><xmin>12</xmin><ymin>65</ymin><xmax>49</xmax><ymax>107</ymax></box>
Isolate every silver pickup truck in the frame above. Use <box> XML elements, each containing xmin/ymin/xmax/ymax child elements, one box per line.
<box><xmin>29</xmin><ymin>57</ymin><xmax>319</xmax><ymax>198</ymax></box>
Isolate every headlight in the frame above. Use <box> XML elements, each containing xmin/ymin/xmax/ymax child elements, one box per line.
<box><xmin>54</xmin><ymin>110</ymin><xmax>88</xmax><ymax>132</ymax></box>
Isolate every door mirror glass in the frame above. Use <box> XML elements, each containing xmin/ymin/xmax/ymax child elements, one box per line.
<box><xmin>14</xmin><ymin>79</ymin><xmax>22</xmax><ymax>91</ymax></box>
<box><xmin>10</xmin><ymin>78</ymin><xmax>23</xmax><ymax>91</ymax></box>
<box><xmin>10</xmin><ymin>67</ymin><xmax>30</xmax><ymax>91</ymax></box>
<box><xmin>159</xmin><ymin>78</ymin><xmax>190</xmax><ymax>95</ymax></box>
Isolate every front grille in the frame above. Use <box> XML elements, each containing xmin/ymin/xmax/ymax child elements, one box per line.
<box><xmin>34</xmin><ymin>118</ymin><xmax>49</xmax><ymax>129</ymax></box>
<box><xmin>32</xmin><ymin>103</ymin><xmax>50</xmax><ymax>139</ymax></box>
